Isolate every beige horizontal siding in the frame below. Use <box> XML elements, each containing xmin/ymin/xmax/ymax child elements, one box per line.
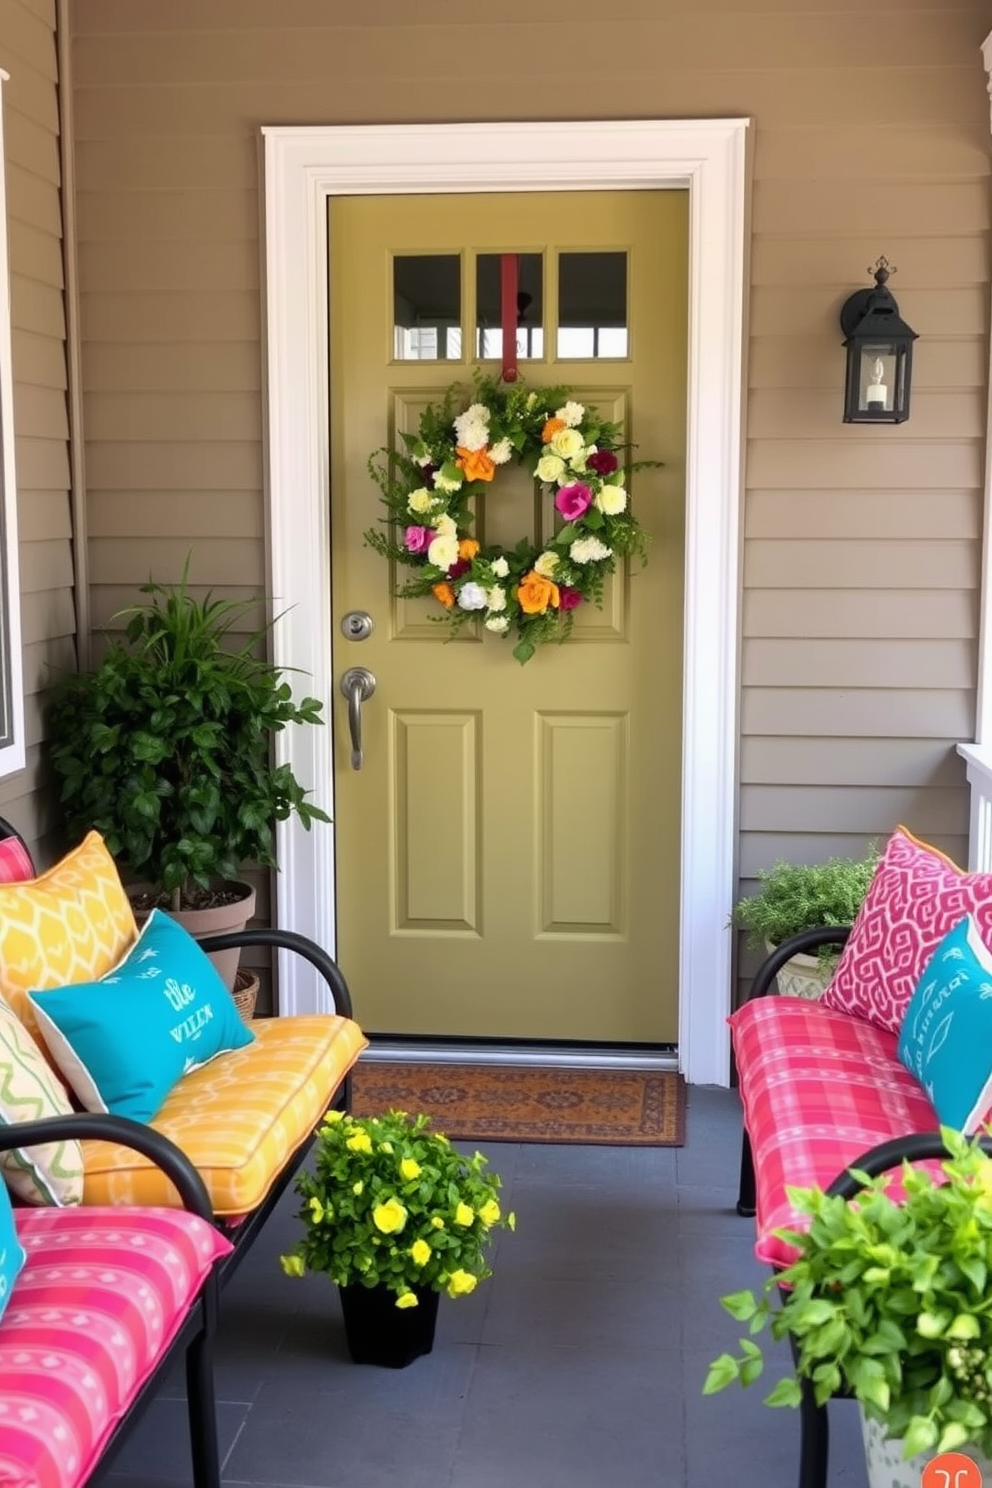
<box><xmin>741</xmin><ymin>737</ymin><xmax>965</xmax><ymax>788</ymax></box>
<box><xmin>1</xmin><ymin>0</ymin><xmax>73</xmax><ymax>862</ymax></box>
<box><xmin>746</xmin><ymin>488</ymin><xmax>981</xmax><ymax>539</ymax></box>
<box><xmin>743</xmin><ymin>639</ymin><xmax>976</xmax><ymax>690</ymax></box>
<box><xmin>744</xmin><ymin>589</ymin><xmax>977</xmax><ymax>639</ymax></box>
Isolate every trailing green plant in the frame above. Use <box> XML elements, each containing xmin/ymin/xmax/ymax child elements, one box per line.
<box><xmin>704</xmin><ymin>1129</ymin><xmax>992</xmax><ymax>1460</ymax></box>
<box><xmin>279</xmin><ymin>1109</ymin><xmax>515</xmax><ymax>1308</ymax></box>
<box><xmin>46</xmin><ymin>561</ymin><xmax>328</xmax><ymax>911</ymax></box>
<box><xmin>730</xmin><ymin>847</ymin><xmax>879</xmax><ymax>970</ymax></box>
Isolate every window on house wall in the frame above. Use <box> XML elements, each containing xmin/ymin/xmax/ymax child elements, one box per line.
<box><xmin>0</xmin><ymin>73</ymin><xmax>26</xmax><ymax>778</ymax></box>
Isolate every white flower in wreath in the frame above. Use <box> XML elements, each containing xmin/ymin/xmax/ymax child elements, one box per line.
<box><xmin>433</xmin><ymin>514</ymin><xmax>457</xmax><ymax>536</ymax></box>
<box><xmin>407</xmin><ymin>487</ymin><xmax>435</xmax><ymax>514</ymax></box>
<box><xmin>594</xmin><ymin>484</ymin><xmax>628</xmax><ymax>515</ymax></box>
<box><xmin>428</xmin><ymin>534</ymin><xmax>461</xmax><ymax>570</ymax></box>
<box><xmin>485</xmin><ymin>615</ymin><xmax>510</xmax><ymax>633</ymax></box>
<box><xmin>433</xmin><ymin>469</ymin><xmax>463</xmax><ymax>493</ymax></box>
<box><xmin>457</xmin><ymin>582</ymin><xmax>489</xmax><ymax>611</ymax></box>
<box><xmin>570</xmin><ymin>535</ymin><xmax>612</xmax><ymax>564</ymax></box>
<box><xmin>535</xmin><ymin>453</ymin><xmax>566</xmax><ymax>484</ymax></box>
<box><xmin>490</xmin><ymin>556</ymin><xmax>510</xmax><ymax>579</ymax></box>
<box><xmin>549</xmin><ymin>427</ymin><xmax>585</xmax><ymax>462</ymax></box>
<box><xmin>489</xmin><ymin>438</ymin><xmax>513</xmax><ymax>465</ymax></box>
<box><xmin>453</xmin><ymin>404</ymin><xmax>490</xmax><ymax>451</ymax></box>
<box><xmin>486</xmin><ymin>586</ymin><xmax>507</xmax><ymax>612</ymax></box>
<box><xmin>556</xmin><ymin>401</ymin><xmax>585</xmax><ymax>428</ymax></box>
<box><xmin>534</xmin><ymin>551</ymin><xmax>560</xmax><ymax>578</ymax></box>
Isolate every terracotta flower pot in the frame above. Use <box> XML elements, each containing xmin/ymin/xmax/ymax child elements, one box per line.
<box><xmin>128</xmin><ymin>881</ymin><xmax>256</xmax><ymax>992</ymax></box>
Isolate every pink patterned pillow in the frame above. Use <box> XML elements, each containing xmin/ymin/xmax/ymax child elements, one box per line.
<box><xmin>0</xmin><ymin>832</ymin><xmax>33</xmax><ymax>883</ymax></box>
<box><xmin>821</xmin><ymin>825</ymin><xmax>992</xmax><ymax>1033</ymax></box>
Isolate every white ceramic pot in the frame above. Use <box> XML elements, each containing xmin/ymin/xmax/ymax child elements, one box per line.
<box><xmin>765</xmin><ymin>942</ymin><xmax>833</xmax><ymax>1001</ymax></box>
<box><xmin>861</xmin><ymin>1408</ymin><xmax>992</xmax><ymax>1488</ymax></box>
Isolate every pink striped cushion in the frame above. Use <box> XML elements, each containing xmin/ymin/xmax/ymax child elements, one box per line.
<box><xmin>730</xmin><ymin>996</ymin><xmax>941</xmax><ymax>1269</ymax></box>
<box><xmin>0</xmin><ymin>1207</ymin><xmax>231</xmax><ymax>1488</ymax></box>
<box><xmin>0</xmin><ymin>837</ymin><xmax>33</xmax><ymax>886</ymax></box>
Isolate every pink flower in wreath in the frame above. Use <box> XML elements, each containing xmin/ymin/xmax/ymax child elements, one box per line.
<box><xmin>558</xmin><ymin>586</ymin><xmax>584</xmax><ymax>611</ymax></box>
<box><xmin>555</xmin><ymin>483</ymin><xmax>594</xmax><ymax>521</ymax></box>
<box><xmin>404</xmin><ymin>525</ymin><xmax>432</xmax><ymax>554</ymax></box>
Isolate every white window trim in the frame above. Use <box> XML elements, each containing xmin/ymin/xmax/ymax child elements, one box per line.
<box><xmin>0</xmin><ymin>71</ymin><xmax>26</xmax><ymax>780</ymax></box>
<box><xmin>260</xmin><ymin>119</ymin><xmax>749</xmax><ymax>1087</ymax></box>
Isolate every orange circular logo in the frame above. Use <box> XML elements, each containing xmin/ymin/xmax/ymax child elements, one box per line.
<box><xmin>922</xmin><ymin>1454</ymin><xmax>984</xmax><ymax>1488</ymax></box>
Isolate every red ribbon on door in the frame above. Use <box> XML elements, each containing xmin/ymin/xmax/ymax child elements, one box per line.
<box><xmin>500</xmin><ymin>253</ymin><xmax>519</xmax><ymax>384</ymax></box>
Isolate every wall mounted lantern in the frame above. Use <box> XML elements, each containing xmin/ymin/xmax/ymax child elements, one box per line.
<box><xmin>840</xmin><ymin>257</ymin><xmax>918</xmax><ymax>424</ymax></box>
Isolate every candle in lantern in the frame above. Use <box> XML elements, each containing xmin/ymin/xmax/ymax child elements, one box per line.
<box><xmin>865</xmin><ymin>357</ymin><xmax>887</xmax><ymax>409</ymax></box>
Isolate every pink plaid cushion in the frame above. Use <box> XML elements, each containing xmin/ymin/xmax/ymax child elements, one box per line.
<box><xmin>730</xmin><ymin>996</ymin><xmax>940</xmax><ymax>1269</ymax></box>
<box><xmin>0</xmin><ymin>836</ymin><xmax>34</xmax><ymax>886</ymax></box>
<box><xmin>0</xmin><ymin>1207</ymin><xmax>231</xmax><ymax>1488</ymax></box>
<box><xmin>820</xmin><ymin>825</ymin><xmax>992</xmax><ymax>1033</ymax></box>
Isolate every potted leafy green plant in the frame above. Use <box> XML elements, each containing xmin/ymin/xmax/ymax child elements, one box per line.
<box><xmin>704</xmin><ymin>1129</ymin><xmax>992</xmax><ymax>1484</ymax></box>
<box><xmin>730</xmin><ymin>846</ymin><xmax>879</xmax><ymax>996</ymax></box>
<box><xmin>279</xmin><ymin>1108</ymin><xmax>515</xmax><ymax>1368</ymax></box>
<box><xmin>46</xmin><ymin>563</ymin><xmax>328</xmax><ymax>982</ymax></box>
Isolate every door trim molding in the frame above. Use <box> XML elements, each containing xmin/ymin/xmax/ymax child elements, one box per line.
<box><xmin>260</xmin><ymin>118</ymin><xmax>749</xmax><ymax>1087</ymax></box>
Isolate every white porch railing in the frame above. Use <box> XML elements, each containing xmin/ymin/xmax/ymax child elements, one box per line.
<box><xmin>958</xmin><ymin>744</ymin><xmax>992</xmax><ymax>871</ymax></box>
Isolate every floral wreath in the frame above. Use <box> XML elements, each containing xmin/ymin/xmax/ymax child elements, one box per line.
<box><xmin>365</xmin><ymin>375</ymin><xmax>654</xmax><ymax>664</ymax></box>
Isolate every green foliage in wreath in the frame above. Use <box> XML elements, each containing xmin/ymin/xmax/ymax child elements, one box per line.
<box><xmin>364</xmin><ymin>374</ymin><xmax>657</xmax><ymax>665</ymax></box>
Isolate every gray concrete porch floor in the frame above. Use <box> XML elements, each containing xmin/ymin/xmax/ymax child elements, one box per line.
<box><xmin>98</xmin><ymin>1085</ymin><xmax>869</xmax><ymax>1487</ymax></box>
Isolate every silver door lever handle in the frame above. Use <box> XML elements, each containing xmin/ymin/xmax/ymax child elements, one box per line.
<box><xmin>339</xmin><ymin>667</ymin><xmax>376</xmax><ymax>770</ymax></box>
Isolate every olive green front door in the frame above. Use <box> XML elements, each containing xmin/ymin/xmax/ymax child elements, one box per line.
<box><xmin>329</xmin><ymin>190</ymin><xmax>687</xmax><ymax>1043</ymax></box>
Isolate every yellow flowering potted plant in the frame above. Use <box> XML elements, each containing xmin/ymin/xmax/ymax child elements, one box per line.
<box><xmin>279</xmin><ymin>1108</ymin><xmax>515</xmax><ymax>1368</ymax></box>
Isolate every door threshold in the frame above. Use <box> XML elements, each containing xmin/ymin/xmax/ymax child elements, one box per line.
<box><xmin>361</xmin><ymin>1040</ymin><xmax>679</xmax><ymax>1073</ymax></box>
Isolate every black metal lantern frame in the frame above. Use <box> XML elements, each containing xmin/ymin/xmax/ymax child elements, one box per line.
<box><xmin>840</xmin><ymin>258</ymin><xmax>918</xmax><ymax>424</ymax></box>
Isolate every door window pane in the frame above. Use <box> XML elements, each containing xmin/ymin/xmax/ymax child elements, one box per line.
<box><xmin>557</xmin><ymin>251</ymin><xmax>628</xmax><ymax>358</ymax></box>
<box><xmin>476</xmin><ymin>253</ymin><xmax>544</xmax><ymax>360</ymax></box>
<box><xmin>393</xmin><ymin>255</ymin><xmax>461</xmax><ymax>361</ymax></box>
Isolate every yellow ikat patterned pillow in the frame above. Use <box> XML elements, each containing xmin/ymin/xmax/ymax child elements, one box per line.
<box><xmin>0</xmin><ymin>831</ymin><xmax>137</xmax><ymax>1042</ymax></box>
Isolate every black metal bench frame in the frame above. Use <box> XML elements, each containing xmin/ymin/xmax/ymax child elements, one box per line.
<box><xmin>1</xmin><ymin>1113</ymin><xmax>226</xmax><ymax>1488</ymax></box>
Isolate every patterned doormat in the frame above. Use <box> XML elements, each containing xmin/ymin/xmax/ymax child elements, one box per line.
<box><xmin>349</xmin><ymin>1061</ymin><xmax>686</xmax><ymax>1147</ymax></box>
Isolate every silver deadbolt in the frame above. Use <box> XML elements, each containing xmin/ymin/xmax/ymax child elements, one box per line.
<box><xmin>339</xmin><ymin>667</ymin><xmax>376</xmax><ymax>770</ymax></box>
<box><xmin>340</xmin><ymin>610</ymin><xmax>374</xmax><ymax>641</ymax></box>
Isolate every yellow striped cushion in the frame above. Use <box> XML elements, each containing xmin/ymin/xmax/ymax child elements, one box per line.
<box><xmin>0</xmin><ymin>832</ymin><xmax>136</xmax><ymax>1042</ymax></box>
<box><xmin>80</xmin><ymin>1015</ymin><xmax>368</xmax><ymax>1214</ymax></box>
<box><xmin>0</xmin><ymin>999</ymin><xmax>83</xmax><ymax>1205</ymax></box>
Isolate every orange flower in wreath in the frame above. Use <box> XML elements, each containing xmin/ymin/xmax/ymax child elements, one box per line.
<box><xmin>458</xmin><ymin>538</ymin><xmax>480</xmax><ymax>560</ymax></box>
<box><xmin>541</xmin><ymin>417</ymin><xmax>566</xmax><ymax>443</ymax></box>
<box><xmin>516</xmin><ymin>572</ymin><xmax>561</xmax><ymax>615</ymax></box>
<box><xmin>432</xmin><ymin>581</ymin><xmax>456</xmax><ymax>609</ymax></box>
<box><xmin>455</xmin><ymin>446</ymin><xmax>496</xmax><ymax>483</ymax></box>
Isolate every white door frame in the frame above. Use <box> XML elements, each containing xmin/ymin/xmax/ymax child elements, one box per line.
<box><xmin>261</xmin><ymin>119</ymin><xmax>749</xmax><ymax>1088</ymax></box>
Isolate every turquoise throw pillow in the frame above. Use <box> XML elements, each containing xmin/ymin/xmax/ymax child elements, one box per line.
<box><xmin>28</xmin><ymin>908</ymin><xmax>255</xmax><ymax>1123</ymax></box>
<box><xmin>0</xmin><ymin>1181</ymin><xmax>24</xmax><ymax>1323</ymax></box>
<box><xmin>897</xmin><ymin>914</ymin><xmax>992</xmax><ymax>1132</ymax></box>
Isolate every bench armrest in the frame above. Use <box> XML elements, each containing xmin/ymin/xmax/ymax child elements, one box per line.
<box><xmin>745</xmin><ymin>925</ymin><xmax>853</xmax><ymax>1001</ymax></box>
<box><xmin>827</xmin><ymin>1131</ymin><xmax>992</xmax><ymax>1201</ymax></box>
<box><xmin>0</xmin><ymin>1113</ymin><xmax>215</xmax><ymax>1222</ymax></box>
<box><xmin>196</xmin><ymin>927</ymin><xmax>354</xmax><ymax>1018</ymax></box>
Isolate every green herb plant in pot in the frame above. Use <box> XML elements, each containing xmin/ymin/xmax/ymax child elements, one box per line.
<box><xmin>46</xmin><ymin>560</ymin><xmax>328</xmax><ymax>988</ymax></box>
<box><xmin>279</xmin><ymin>1108</ymin><xmax>515</xmax><ymax>1368</ymax></box>
<box><xmin>704</xmin><ymin>1129</ymin><xmax>992</xmax><ymax>1487</ymax></box>
<box><xmin>730</xmin><ymin>845</ymin><xmax>879</xmax><ymax>998</ymax></box>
